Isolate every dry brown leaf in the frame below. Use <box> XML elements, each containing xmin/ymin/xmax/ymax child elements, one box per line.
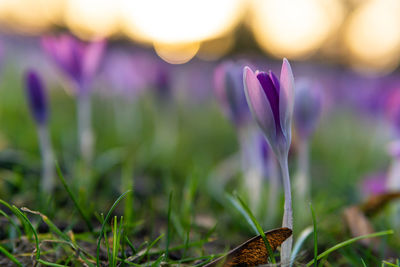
<box><xmin>360</xmin><ymin>192</ymin><xmax>400</xmax><ymax>216</ymax></box>
<box><xmin>204</xmin><ymin>227</ymin><xmax>292</xmax><ymax>267</ymax></box>
<box><xmin>343</xmin><ymin>206</ymin><xmax>377</xmax><ymax>248</ymax></box>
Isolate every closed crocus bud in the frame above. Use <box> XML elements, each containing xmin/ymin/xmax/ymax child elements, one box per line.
<box><xmin>25</xmin><ymin>70</ymin><xmax>48</xmax><ymax>125</ymax></box>
<box><xmin>153</xmin><ymin>63</ymin><xmax>171</xmax><ymax>100</ymax></box>
<box><xmin>294</xmin><ymin>79</ymin><xmax>322</xmax><ymax>139</ymax></box>
<box><xmin>214</xmin><ymin>61</ymin><xmax>251</xmax><ymax>126</ymax></box>
<box><xmin>243</xmin><ymin>58</ymin><xmax>295</xmax><ymax>159</ymax></box>
<box><xmin>41</xmin><ymin>34</ymin><xmax>106</xmax><ymax>94</ymax></box>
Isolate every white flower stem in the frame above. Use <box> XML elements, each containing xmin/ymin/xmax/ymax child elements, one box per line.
<box><xmin>267</xmin><ymin>154</ymin><xmax>279</xmax><ymax>227</ymax></box>
<box><xmin>238</xmin><ymin>125</ymin><xmax>262</xmax><ymax>211</ymax></box>
<box><xmin>37</xmin><ymin>124</ymin><xmax>55</xmax><ymax>193</ymax></box>
<box><xmin>77</xmin><ymin>92</ymin><xmax>93</xmax><ymax>164</ymax></box>
<box><xmin>279</xmin><ymin>156</ymin><xmax>293</xmax><ymax>266</ymax></box>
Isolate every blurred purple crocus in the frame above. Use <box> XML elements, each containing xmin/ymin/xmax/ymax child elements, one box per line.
<box><xmin>41</xmin><ymin>34</ymin><xmax>106</xmax><ymax>95</ymax></box>
<box><xmin>294</xmin><ymin>79</ymin><xmax>322</xmax><ymax>139</ymax></box>
<box><xmin>361</xmin><ymin>172</ymin><xmax>387</xmax><ymax>197</ymax></box>
<box><xmin>384</xmin><ymin>88</ymin><xmax>400</xmax><ymax>136</ymax></box>
<box><xmin>243</xmin><ymin>58</ymin><xmax>295</xmax><ymax>264</ymax></box>
<box><xmin>293</xmin><ymin>79</ymin><xmax>322</xmax><ymax>213</ymax></box>
<box><xmin>243</xmin><ymin>58</ymin><xmax>294</xmax><ymax>158</ymax></box>
<box><xmin>101</xmin><ymin>50</ymin><xmax>147</xmax><ymax>98</ymax></box>
<box><xmin>25</xmin><ymin>70</ymin><xmax>48</xmax><ymax>125</ymax></box>
<box><xmin>42</xmin><ymin>34</ymin><xmax>106</xmax><ymax>164</ymax></box>
<box><xmin>214</xmin><ymin>61</ymin><xmax>250</xmax><ymax>126</ymax></box>
<box><xmin>24</xmin><ymin>70</ymin><xmax>55</xmax><ymax>193</ymax></box>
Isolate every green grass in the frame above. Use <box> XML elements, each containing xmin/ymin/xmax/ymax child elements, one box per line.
<box><xmin>0</xmin><ymin>63</ymin><xmax>399</xmax><ymax>266</ymax></box>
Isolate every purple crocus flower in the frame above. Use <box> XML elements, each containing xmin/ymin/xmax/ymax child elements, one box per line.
<box><xmin>214</xmin><ymin>61</ymin><xmax>251</xmax><ymax>126</ymax></box>
<box><xmin>101</xmin><ymin>50</ymin><xmax>147</xmax><ymax>98</ymax></box>
<box><xmin>25</xmin><ymin>70</ymin><xmax>48</xmax><ymax>125</ymax></box>
<box><xmin>41</xmin><ymin>34</ymin><xmax>106</xmax><ymax>94</ymax></box>
<box><xmin>293</xmin><ymin>78</ymin><xmax>322</xmax><ymax>139</ymax></box>
<box><xmin>152</xmin><ymin>63</ymin><xmax>171</xmax><ymax>100</ymax></box>
<box><xmin>384</xmin><ymin>87</ymin><xmax>400</xmax><ymax>135</ymax></box>
<box><xmin>361</xmin><ymin>172</ymin><xmax>387</xmax><ymax>197</ymax></box>
<box><xmin>243</xmin><ymin>58</ymin><xmax>295</xmax><ymax>158</ymax></box>
<box><xmin>244</xmin><ymin>59</ymin><xmax>295</xmax><ymax>263</ymax></box>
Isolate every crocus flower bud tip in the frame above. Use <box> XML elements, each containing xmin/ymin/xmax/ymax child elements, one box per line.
<box><xmin>25</xmin><ymin>70</ymin><xmax>48</xmax><ymax>125</ymax></box>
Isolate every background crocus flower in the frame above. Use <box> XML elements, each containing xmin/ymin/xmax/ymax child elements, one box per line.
<box><xmin>294</xmin><ymin>78</ymin><xmax>322</xmax><ymax>140</ymax></box>
<box><xmin>361</xmin><ymin>172</ymin><xmax>387</xmax><ymax>197</ymax></box>
<box><xmin>384</xmin><ymin>88</ymin><xmax>400</xmax><ymax>136</ymax></box>
<box><xmin>215</xmin><ymin>60</ymin><xmax>278</xmax><ymax>212</ymax></box>
<box><xmin>293</xmin><ymin>78</ymin><xmax>322</xmax><ymax>225</ymax></box>
<box><xmin>41</xmin><ymin>34</ymin><xmax>106</xmax><ymax>95</ymax></box>
<box><xmin>243</xmin><ymin>58</ymin><xmax>294</xmax><ymax>264</ymax></box>
<box><xmin>214</xmin><ymin>61</ymin><xmax>251</xmax><ymax>126</ymax></box>
<box><xmin>152</xmin><ymin>63</ymin><xmax>171</xmax><ymax>100</ymax></box>
<box><xmin>24</xmin><ymin>70</ymin><xmax>55</xmax><ymax>193</ymax></box>
<box><xmin>100</xmin><ymin>49</ymin><xmax>147</xmax><ymax>99</ymax></box>
<box><xmin>25</xmin><ymin>70</ymin><xmax>48</xmax><ymax>125</ymax></box>
<box><xmin>42</xmin><ymin>34</ymin><xmax>106</xmax><ymax>164</ymax></box>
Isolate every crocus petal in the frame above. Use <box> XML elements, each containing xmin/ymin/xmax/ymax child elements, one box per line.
<box><xmin>226</xmin><ymin>64</ymin><xmax>247</xmax><ymax>123</ymax></box>
<box><xmin>42</xmin><ymin>35</ymin><xmax>106</xmax><ymax>94</ymax></box>
<box><xmin>25</xmin><ymin>70</ymin><xmax>48</xmax><ymax>125</ymax></box>
<box><xmin>257</xmin><ymin>72</ymin><xmax>282</xmax><ymax>136</ymax></box>
<box><xmin>279</xmin><ymin>58</ymin><xmax>295</xmax><ymax>141</ymax></box>
<box><xmin>294</xmin><ymin>79</ymin><xmax>322</xmax><ymax>138</ymax></box>
<box><xmin>214</xmin><ymin>63</ymin><xmax>229</xmax><ymax>109</ymax></box>
<box><xmin>243</xmin><ymin>66</ymin><xmax>277</xmax><ymax>144</ymax></box>
<box><xmin>42</xmin><ymin>35</ymin><xmax>81</xmax><ymax>85</ymax></box>
<box><xmin>269</xmin><ymin>71</ymin><xmax>280</xmax><ymax>94</ymax></box>
<box><xmin>214</xmin><ymin>61</ymin><xmax>251</xmax><ymax>125</ymax></box>
<box><xmin>82</xmin><ymin>39</ymin><xmax>106</xmax><ymax>87</ymax></box>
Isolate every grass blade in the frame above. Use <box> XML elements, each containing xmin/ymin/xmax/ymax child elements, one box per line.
<box><xmin>0</xmin><ymin>209</ymin><xmax>22</xmax><ymax>238</ymax></box>
<box><xmin>165</xmin><ymin>191</ymin><xmax>173</xmax><ymax>260</ymax></box>
<box><xmin>0</xmin><ymin>244</ymin><xmax>23</xmax><ymax>266</ymax></box>
<box><xmin>382</xmin><ymin>260</ymin><xmax>399</xmax><ymax>267</ymax></box>
<box><xmin>11</xmin><ymin>205</ymin><xmax>40</xmax><ymax>260</ymax></box>
<box><xmin>0</xmin><ymin>199</ymin><xmax>32</xmax><ymax>239</ymax></box>
<box><xmin>228</xmin><ymin>193</ymin><xmax>276</xmax><ymax>264</ymax></box>
<box><xmin>55</xmin><ymin>161</ymin><xmax>93</xmax><ymax>232</ymax></box>
<box><xmin>361</xmin><ymin>258</ymin><xmax>367</xmax><ymax>267</ymax></box>
<box><xmin>21</xmin><ymin>207</ymin><xmax>72</xmax><ymax>244</ymax></box>
<box><xmin>226</xmin><ymin>194</ymin><xmax>257</xmax><ymax>233</ymax></box>
<box><xmin>37</xmin><ymin>259</ymin><xmax>69</xmax><ymax>267</ymax></box>
<box><xmin>290</xmin><ymin>226</ymin><xmax>313</xmax><ymax>266</ymax></box>
<box><xmin>310</xmin><ymin>203</ymin><xmax>318</xmax><ymax>267</ymax></box>
<box><xmin>306</xmin><ymin>230</ymin><xmax>394</xmax><ymax>267</ymax></box>
<box><xmin>96</xmin><ymin>190</ymin><xmax>131</xmax><ymax>266</ymax></box>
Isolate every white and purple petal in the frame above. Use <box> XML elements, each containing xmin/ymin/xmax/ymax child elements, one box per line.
<box><xmin>279</xmin><ymin>58</ymin><xmax>295</xmax><ymax>143</ymax></box>
<box><xmin>243</xmin><ymin>66</ymin><xmax>277</xmax><ymax>144</ymax></box>
<box><xmin>256</xmin><ymin>71</ymin><xmax>282</xmax><ymax>137</ymax></box>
